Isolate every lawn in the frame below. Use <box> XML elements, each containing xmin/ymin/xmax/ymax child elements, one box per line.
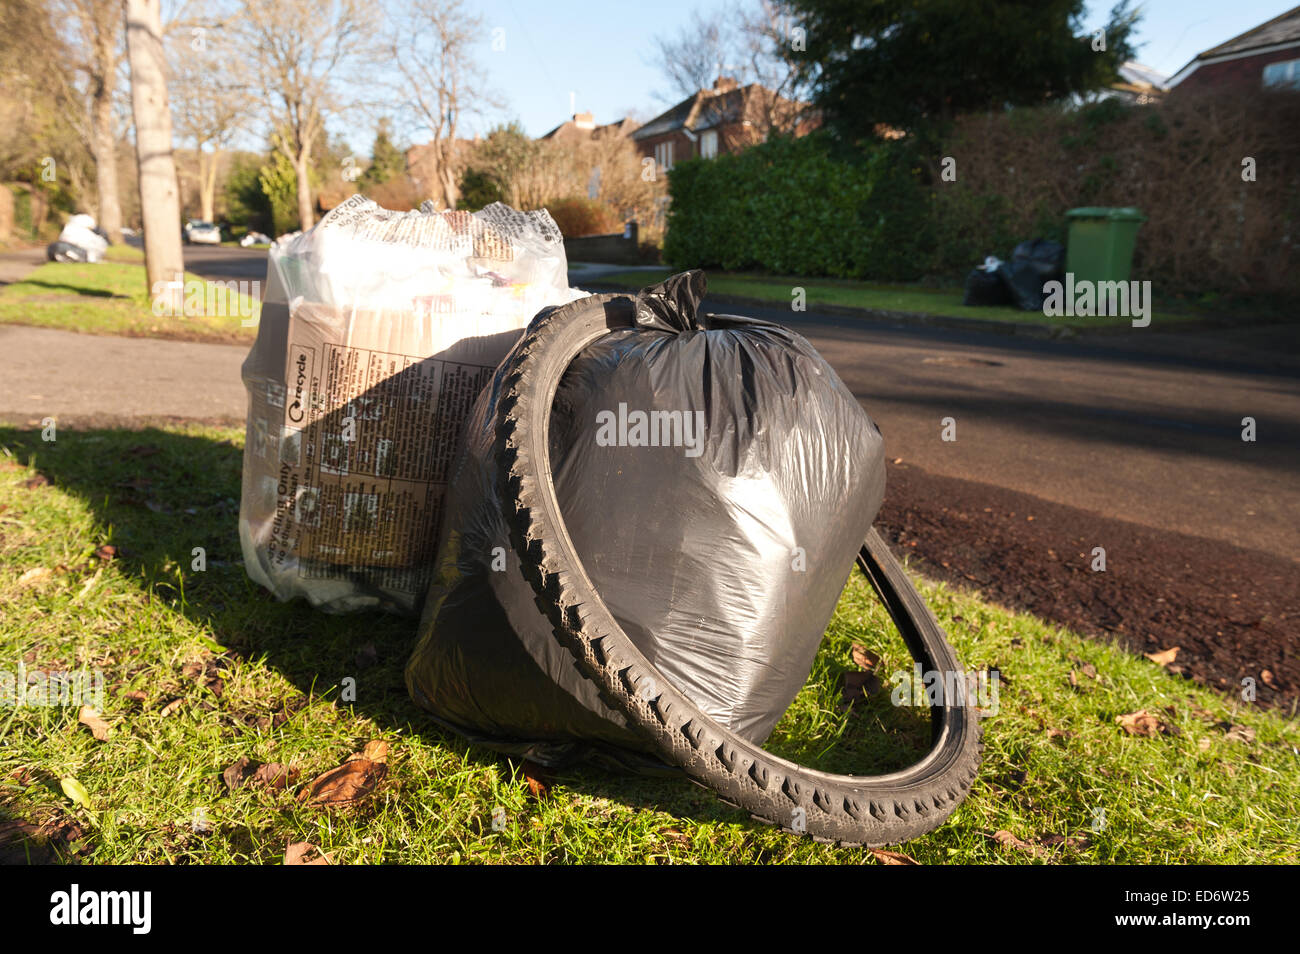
<box><xmin>0</xmin><ymin>258</ymin><xmax>260</xmax><ymax>345</ymax></box>
<box><xmin>1</xmin><ymin>421</ymin><xmax>1296</xmax><ymax>864</ymax></box>
<box><xmin>592</xmin><ymin>268</ymin><xmax>1204</xmax><ymax>330</ymax></box>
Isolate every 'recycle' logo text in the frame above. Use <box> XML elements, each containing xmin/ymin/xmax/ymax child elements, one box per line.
<box><xmin>287</xmin><ymin>350</ymin><xmax>310</xmax><ymax>423</ymax></box>
<box><xmin>595</xmin><ymin>403</ymin><xmax>706</xmax><ymax>458</ymax></box>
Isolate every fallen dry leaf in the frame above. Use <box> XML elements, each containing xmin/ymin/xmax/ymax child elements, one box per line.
<box><xmin>182</xmin><ymin>658</ymin><xmax>225</xmax><ymax>697</ymax></box>
<box><xmin>17</xmin><ymin>567</ymin><xmax>53</xmax><ymax>589</ymax></box>
<box><xmin>94</xmin><ymin>544</ymin><xmax>117</xmax><ymax>561</ymax></box>
<box><xmin>660</xmin><ymin>827</ymin><xmax>690</xmax><ymax>846</ymax></box>
<box><xmin>840</xmin><ymin>669</ymin><xmax>882</xmax><ymax>708</ymax></box>
<box><xmin>223</xmin><ymin>757</ymin><xmax>256</xmax><ymax>791</ymax></box>
<box><xmin>159</xmin><ymin>698</ymin><xmax>183</xmax><ymax>717</ymax></box>
<box><xmin>850</xmin><ymin>644</ymin><xmax>881</xmax><ymax>671</ymax></box>
<box><xmin>22</xmin><ymin>474</ymin><xmax>50</xmax><ymax>489</ymax></box>
<box><xmin>0</xmin><ymin>819</ymin><xmax>51</xmax><ymax>865</ymax></box>
<box><xmin>224</xmin><ymin>757</ymin><xmax>300</xmax><ymax>792</ymax></box>
<box><xmin>1221</xmin><ymin>724</ymin><xmax>1256</xmax><ymax>744</ymax></box>
<box><xmin>869</xmin><ymin>848</ymin><xmax>919</xmax><ymax>865</ymax></box>
<box><xmin>253</xmin><ymin>763</ymin><xmax>300</xmax><ymax>790</ymax></box>
<box><xmin>300</xmin><ymin>758</ymin><xmax>387</xmax><ymax>807</ymax></box>
<box><xmin>522</xmin><ymin>759</ymin><xmax>551</xmax><ymax>800</ymax></box>
<box><xmin>1046</xmin><ymin>727</ymin><xmax>1073</xmax><ymax>742</ymax></box>
<box><xmin>1260</xmin><ymin>670</ymin><xmax>1278</xmax><ymax>689</ymax></box>
<box><xmin>284</xmin><ymin>841</ymin><xmax>332</xmax><ymax>865</ymax></box>
<box><xmin>348</xmin><ymin>740</ymin><xmax>389</xmax><ymax>764</ymax></box>
<box><xmin>1114</xmin><ymin>709</ymin><xmax>1179</xmax><ymax>737</ymax></box>
<box><xmin>1145</xmin><ymin>647</ymin><xmax>1180</xmax><ymax>666</ymax></box>
<box><xmin>993</xmin><ymin>829</ymin><xmax>1045</xmax><ymax>858</ymax></box>
<box><xmin>77</xmin><ymin>705</ymin><xmax>110</xmax><ymax>742</ymax></box>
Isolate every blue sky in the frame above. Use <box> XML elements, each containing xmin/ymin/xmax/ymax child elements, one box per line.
<box><xmin>442</xmin><ymin>0</ymin><xmax>1297</xmax><ymax>142</ymax></box>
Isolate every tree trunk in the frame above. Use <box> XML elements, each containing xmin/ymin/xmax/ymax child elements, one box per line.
<box><xmin>295</xmin><ymin>153</ymin><xmax>314</xmax><ymax>230</ymax></box>
<box><xmin>437</xmin><ymin>143</ymin><xmax>459</xmax><ymax>211</ymax></box>
<box><xmin>90</xmin><ymin>70</ymin><xmax>123</xmax><ymax>244</ymax></box>
<box><xmin>199</xmin><ymin>149</ymin><xmax>217</xmax><ymax>223</ymax></box>
<box><xmin>125</xmin><ymin>0</ymin><xmax>184</xmax><ymax>313</ymax></box>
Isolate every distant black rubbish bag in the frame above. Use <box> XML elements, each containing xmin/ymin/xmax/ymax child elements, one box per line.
<box><xmin>962</xmin><ymin>257</ymin><xmax>1012</xmax><ymax>307</ymax></box>
<box><xmin>1000</xmin><ymin>238</ymin><xmax>1066</xmax><ymax>311</ymax></box>
<box><xmin>1012</xmin><ymin>238</ymin><xmax>1065</xmax><ymax>284</ymax></box>
<box><xmin>996</xmin><ymin>260</ymin><xmax>1049</xmax><ymax>311</ymax></box>
<box><xmin>962</xmin><ymin>239</ymin><xmax>1065</xmax><ymax>311</ymax></box>
<box><xmin>405</xmin><ymin>273</ymin><xmax>885</xmax><ymax>766</ymax></box>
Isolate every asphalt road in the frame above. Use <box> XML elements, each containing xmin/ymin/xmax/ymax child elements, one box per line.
<box><xmin>9</xmin><ymin>244</ymin><xmax>1300</xmax><ymax>564</ymax></box>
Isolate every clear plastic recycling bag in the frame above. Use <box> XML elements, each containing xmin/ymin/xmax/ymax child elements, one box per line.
<box><xmin>238</xmin><ymin>196</ymin><xmax>584</xmax><ymax>614</ymax></box>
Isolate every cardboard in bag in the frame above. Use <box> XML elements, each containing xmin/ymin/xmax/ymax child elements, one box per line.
<box><xmin>238</xmin><ymin>196</ymin><xmax>584</xmax><ymax>614</ymax></box>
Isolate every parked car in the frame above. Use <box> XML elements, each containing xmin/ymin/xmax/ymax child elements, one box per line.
<box><xmin>184</xmin><ymin>220</ymin><xmax>221</xmax><ymax>245</ymax></box>
<box><xmin>239</xmin><ymin>231</ymin><xmax>273</xmax><ymax>247</ymax></box>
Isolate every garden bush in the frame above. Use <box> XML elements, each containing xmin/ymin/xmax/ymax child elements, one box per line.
<box><xmin>664</xmin><ymin>134</ymin><xmax>931</xmax><ymax>281</ymax></box>
<box><xmin>544</xmin><ymin>196</ymin><xmax>621</xmax><ymax>238</ymax></box>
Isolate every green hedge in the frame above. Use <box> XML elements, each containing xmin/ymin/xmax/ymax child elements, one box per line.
<box><xmin>663</xmin><ymin>95</ymin><xmax>1300</xmax><ymax>297</ymax></box>
<box><xmin>663</xmin><ymin>134</ymin><xmax>933</xmax><ymax>281</ymax></box>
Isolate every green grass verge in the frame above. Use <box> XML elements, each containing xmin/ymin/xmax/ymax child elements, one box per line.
<box><xmin>104</xmin><ymin>245</ymin><xmax>144</xmax><ymax>264</ymax></box>
<box><xmin>593</xmin><ymin>268</ymin><xmax>1207</xmax><ymax>330</ymax></box>
<box><xmin>0</xmin><ymin>260</ymin><xmax>259</xmax><ymax>344</ymax></box>
<box><xmin>1</xmin><ymin>421</ymin><xmax>1296</xmax><ymax>864</ymax></box>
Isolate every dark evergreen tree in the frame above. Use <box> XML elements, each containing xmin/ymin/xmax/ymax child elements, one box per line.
<box><xmin>786</xmin><ymin>0</ymin><xmax>1140</xmax><ymax>141</ymax></box>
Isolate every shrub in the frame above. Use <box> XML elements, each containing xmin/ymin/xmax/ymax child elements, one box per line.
<box><xmin>544</xmin><ymin>196</ymin><xmax>621</xmax><ymax>238</ymax></box>
<box><xmin>458</xmin><ymin>167</ymin><xmax>506</xmax><ymax>211</ymax></box>
<box><xmin>663</xmin><ymin>133</ymin><xmax>932</xmax><ymax>281</ymax></box>
<box><xmin>363</xmin><ymin>176</ymin><xmax>422</xmax><ymax>212</ymax></box>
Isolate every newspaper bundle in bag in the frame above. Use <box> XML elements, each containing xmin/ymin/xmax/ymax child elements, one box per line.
<box><xmin>238</xmin><ymin>195</ymin><xmax>584</xmax><ymax>614</ymax></box>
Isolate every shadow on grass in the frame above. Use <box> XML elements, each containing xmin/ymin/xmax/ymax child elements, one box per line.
<box><xmin>1</xmin><ymin>422</ymin><xmax>933</xmax><ymax>836</ymax></box>
<box><xmin>11</xmin><ymin>280</ymin><xmax>130</xmax><ymax>300</ymax></box>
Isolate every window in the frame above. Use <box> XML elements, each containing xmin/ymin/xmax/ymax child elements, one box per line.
<box><xmin>654</xmin><ymin>141</ymin><xmax>674</xmax><ymax>172</ymax></box>
<box><xmin>1263</xmin><ymin>58</ymin><xmax>1300</xmax><ymax>89</ymax></box>
<box><xmin>699</xmin><ymin>129</ymin><xmax>718</xmax><ymax>159</ymax></box>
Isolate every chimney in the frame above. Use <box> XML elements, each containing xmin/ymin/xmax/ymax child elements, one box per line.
<box><xmin>573</xmin><ymin>111</ymin><xmax>595</xmax><ymax>129</ymax></box>
<box><xmin>713</xmin><ymin>76</ymin><xmax>738</xmax><ymax>93</ymax></box>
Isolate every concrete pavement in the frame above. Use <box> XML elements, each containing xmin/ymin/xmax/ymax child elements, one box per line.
<box><xmin>1</xmin><ymin>324</ymin><xmax>247</xmax><ymax>423</ymax></box>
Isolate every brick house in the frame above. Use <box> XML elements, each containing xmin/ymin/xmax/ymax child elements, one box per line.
<box><xmin>539</xmin><ymin>112</ymin><xmax>639</xmax><ymax>144</ymax></box>
<box><xmin>631</xmin><ymin>77</ymin><xmax>813</xmax><ymax>174</ymax></box>
<box><xmin>1167</xmin><ymin>5</ymin><xmax>1300</xmax><ymax>93</ymax></box>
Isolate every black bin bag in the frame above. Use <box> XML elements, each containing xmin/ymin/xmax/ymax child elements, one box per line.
<box><xmin>405</xmin><ymin>272</ymin><xmax>884</xmax><ymax>767</ymax></box>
